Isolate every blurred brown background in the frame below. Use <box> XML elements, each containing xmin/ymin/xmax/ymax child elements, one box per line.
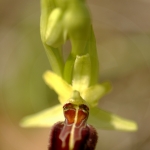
<box><xmin>0</xmin><ymin>0</ymin><xmax>150</xmax><ymax>149</ymax></box>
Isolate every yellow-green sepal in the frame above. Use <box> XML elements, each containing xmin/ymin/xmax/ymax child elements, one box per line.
<box><xmin>88</xmin><ymin>107</ymin><xmax>138</xmax><ymax>131</ymax></box>
<box><xmin>20</xmin><ymin>104</ymin><xmax>63</xmax><ymax>127</ymax></box>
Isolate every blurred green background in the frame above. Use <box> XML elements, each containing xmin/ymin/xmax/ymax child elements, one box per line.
<box><xmin>0</xmin><ymin>0</ymin><xmax>150</xmax><ymax>149</ymax></box>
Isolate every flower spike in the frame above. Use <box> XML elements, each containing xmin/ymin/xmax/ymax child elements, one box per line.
<box><xmin>20</xmin><ymin>0</ymin><xmax>138</xmax><ymax>149</ymax></box>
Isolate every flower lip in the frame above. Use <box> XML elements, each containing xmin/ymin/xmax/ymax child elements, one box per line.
<box><xmin>49</xmin><ymin>102</ymin><xmax>98</xmax><ymax>150</ymax></box>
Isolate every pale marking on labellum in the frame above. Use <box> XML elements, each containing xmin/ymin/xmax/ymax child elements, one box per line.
<box><xmin>69</xmin><ymin>106</ymin><xmax>79</xmax><ymax>150</ymax></box>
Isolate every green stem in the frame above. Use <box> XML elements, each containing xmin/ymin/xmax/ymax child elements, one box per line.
<box><xmin>88</xmin><ymin>27</ymin><xmax>99</xmax><ymax>85</ymax></box>
<box><xmin>44</xmin><ymin>44</ymin><xmax>64</xmax><ymax>77</ymax></box>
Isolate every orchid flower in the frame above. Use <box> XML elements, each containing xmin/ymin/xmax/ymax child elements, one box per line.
<box><xmin>21</xmin><ymin>70</ymin><xmax>137</xmax><ymax>131</ymax></box>
<box><xmin>20</xmin><ymin>0</ymin><xmax>138</xmax><ymax>149</ymax></box>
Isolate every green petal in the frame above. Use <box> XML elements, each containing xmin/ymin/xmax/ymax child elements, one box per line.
<box><xmin>43</xmin><ymin>70</ymin><xmax>73</xmax><ymax>104</ymax></box>
<box><xmin>81</xmin><ymin>82</ymin><xmax>111</xmax><ymax>107</ymax></box>
<box><xmin>20</xmin><ymin>104</ymin><xmax>64</xmax><ymax>127</ymax></box>
<box><xmin>88</xmin><ymin>107</ymin><xmax>138</xmax><ymax>131</ymax></box>
<box><xmin>72</xmin><ymin>54</ymin><xmax>91</xmax><ymax>92</ymax></box>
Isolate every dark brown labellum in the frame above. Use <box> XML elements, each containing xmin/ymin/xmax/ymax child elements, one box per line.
<box><xmin>48</xmin><ymin>103</ymin><xmax>98</xmax><ymax>150</ymax></box>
